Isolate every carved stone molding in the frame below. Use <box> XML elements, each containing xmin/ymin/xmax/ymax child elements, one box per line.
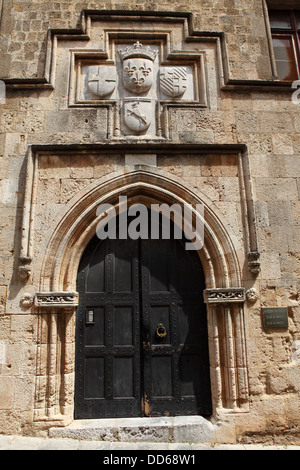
<box><xmin>34</xmin><ymin>292</ymin><xmax>79</xmax><ymax>309</ymax></box>
<box><xmin>204</xmin><ymin>287</ymin><xmax>245</xmax><ymax>304</ymax></box>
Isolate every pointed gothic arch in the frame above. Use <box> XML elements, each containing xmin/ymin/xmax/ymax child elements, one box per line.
<box><xmin>39</xmin><ymin>166</ymin><xmax>243</xmax><ymax>292</ymax></box>
<box><xmin>33</xmin><ymin>165</ymin><xmax>249</xmax><ymax>425</ymax></box>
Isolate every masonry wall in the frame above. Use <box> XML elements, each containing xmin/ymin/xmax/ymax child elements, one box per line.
<box><xmin>0</xmin><ymin>0</ymin><xmax>271</xmax><ymax>81</ymax></box>
<box><xmin>0</xmin><ymin>0</ymin><xmax>299</xmax><ymax>443</ymax></box>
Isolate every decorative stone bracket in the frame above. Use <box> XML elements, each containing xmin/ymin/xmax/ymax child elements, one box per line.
<box><xmin>204</xmin><ymin>287</ymin><xmax>245</xmax><ymax>304</ymax></box>
<box><xmin>34</xmin><ymin>292</ymin><xmax>79</xmax><ymax>310</ymax></box>
<box><xmin>247</xmin><ymin>251</ymin><xmax>261</xmax><ymax>274</ymax></box>
<box><xmin>18</xmin><ymin>256</ymin><xmax>32</xmax><ymax>280</ymax></box>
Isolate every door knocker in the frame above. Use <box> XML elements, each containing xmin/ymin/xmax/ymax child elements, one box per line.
<box><xmin>156</xmin><ymin>322</ymin><xmax>167</xmax><ymax>339</ymax></box>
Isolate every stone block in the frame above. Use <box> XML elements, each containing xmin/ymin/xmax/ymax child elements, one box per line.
<box><xmin>259</xmin><ymin>252</ymin><xmax>281</xmax><ymax>280</ymax></box>
<box><xmin>14</xmin><ymin>376</ymin><xmax>34</xmax><ymax>411</ymax></box>
<box><xmin>236</xmin><ymin>112</ymin><xmax>259</xmax><ymax>134</ymax></box>
<box><xmin>267</xmin><ymin>201</ymin><xmax>293</xmax><ymax>226</ymax></box>
<box><xmin>264</xmin><ymin>396</ymin><xmax>288</xmax><ymax>430</ymax></box>
<box><xmin>285</xmin><ymin>394</ymin><xmax>300</xmax><ymax>427</ymax></box>
<box><xmin>259</xmin><ymin>113</ymin><xmax>294</xmax><ymax>134</ymax></box>
<box><xmin>255</xmin><ymin>177</ymin><xmax>298</xmax><ymax>202</ymax></box>
<box><xmin>59</xmin><ymin>179</ymin><xmax>90</xmax><ymax>204</ymax></box>
<box><xmin>272</xmin><ymin>134</ymin><xmax>294</xmax><ymax>155</ymax></box>
<box><xmin>266</xmin><ymin>367</ymin><xmax>291</xmax><ymax>395</ymax></box>
<box><xmin>172</xmin><ymin>416</ymin><xmax>215</xmax><ymax>443</ymax></box>
<box><xmin>0</xmin><ymin>286</ymin><xmax>7</xmax><ymax>315</ymax></box>
<box><xmin>118</xmin><ymin>417</ymin><xmax>171</xmax><ymax>443</ymax></box>
<box><xmin>50</xmin><ymin>416</ymin><xmax>224</xmax><ymax>444</ymax></box>
<box><xmin>0</xmin><ymin>377</ymin><xmax>14</xmax><ymax>410</ymax></box>
<box><xmin>248</xmin><ymin>368</ymin><xmax>266</xmax><ymax>395</ymax></box>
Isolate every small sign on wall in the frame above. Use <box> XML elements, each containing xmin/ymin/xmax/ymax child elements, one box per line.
<box><xmin>262</xmin><ymin>307</ymin><xmax>289</xmax><ymax>328</ymax></box>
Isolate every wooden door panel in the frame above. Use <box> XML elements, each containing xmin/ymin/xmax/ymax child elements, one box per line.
<box><xmin>141</xmin><ymin>234</ymin><xmax>212</xmax><ymax>417</ymax></box>
<box><xmin>75</xmin><ymin>212</ymin><xmax>211</xmax><ymax>419</ymax></box>
<box><xmin>85</xmin><ymin>307</ymin><xmax>105</xmax><ymax>346</ymax></box>
<box><xmin>113</xmin><ymin>307</ymin><xmax>134</xmax><ymax>345</ymax></box>
<box><xmin>75</xmin><ymin>235</ymin><xmax>141</xmax><ymax>419</ymax></box>
<box><xmin>84</xmin><ymin>356</ymin><xmax>105</xmax><ymax>399</ymax></box>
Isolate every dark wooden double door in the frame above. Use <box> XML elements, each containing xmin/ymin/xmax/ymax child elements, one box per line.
<box><xmin>75</xmin><ymin>214</ymin><xmax>212</xmax><ymax>419</ymax></box>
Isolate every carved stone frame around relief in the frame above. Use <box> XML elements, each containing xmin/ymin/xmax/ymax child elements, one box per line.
<box><xmin>68</xmin><ymin>33</ymin><xmax>207</xmax><ymax>138</ymax></box>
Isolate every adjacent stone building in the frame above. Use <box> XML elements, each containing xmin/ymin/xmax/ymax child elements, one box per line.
<box><xmin>0</xmin><ymin>0</ymin><xmax>299</xmax><ymax>444</ymax></box>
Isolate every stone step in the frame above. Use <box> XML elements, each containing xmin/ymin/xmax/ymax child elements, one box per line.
<box><xmin>49</xmin><ymin>416</ymin><xmax>235</xmax><ymax>444</ymax></box>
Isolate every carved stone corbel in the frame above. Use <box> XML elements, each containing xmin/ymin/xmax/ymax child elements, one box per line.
<box><xmin>18</xmin><ymin>256</ymin><xmax>32</xmax><ymax>280</ymax></box>
<box><xmin>247</xmin><ymin>251</ymin><xmax>261</xmax><ymax>274</ymax></box>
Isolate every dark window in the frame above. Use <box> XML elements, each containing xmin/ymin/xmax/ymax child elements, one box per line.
<box><xmin>269</xmin><ymin>9</ymin><xmax>300</xmax><ymax>80</ymax></box>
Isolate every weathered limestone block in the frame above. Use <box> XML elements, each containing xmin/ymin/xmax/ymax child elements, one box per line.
<box><xmin>0</xmin><ymin>286</ymin><xmax>7</xmax><ymax>315</ymax></box>
<box><xmin>0</xmin><ymin>377</ymin><xmax>14</xmax><ymax>410</ymax></box>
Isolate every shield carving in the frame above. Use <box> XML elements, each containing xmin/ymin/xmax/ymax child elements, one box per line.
<box><xmin>122</xmin><ymin>58</ymin><xmax>154</xmax><ymax>94</ymax></box>
<box><xmin>160</xmin><ymin>66</ymin><xmax>188</xmax><ymax>98</ymax></box>
<box><xmin>87</xmin><ymin>66</ymin><xmax>117</xmax><ymax>98</ymax></box>
<box><xmin>124</xmin><ymin>100</ymin><xmax>151</xmax><ymax>133</ymax></box>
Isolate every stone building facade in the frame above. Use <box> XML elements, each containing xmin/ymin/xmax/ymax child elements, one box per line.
<box><xmin>0</xmin><ymin>0</ymin><xmax>299</xmax><ymax>444</ymax></box>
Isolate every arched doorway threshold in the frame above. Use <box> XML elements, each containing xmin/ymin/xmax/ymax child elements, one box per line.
<box><xmin>32</xmin><ymin>166</ymin><xmax>249</xmax><ymax>432</ymax></box>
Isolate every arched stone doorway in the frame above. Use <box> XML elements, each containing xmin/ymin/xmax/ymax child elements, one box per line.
<box><xmin>33</xmin><ymin>166</ymin><xmax>249</xmax><ymax>427</ymax></box>
<box><xmin>74</xmin><ymin>210</ymin><xmax>212</xmax><ymax>419</ymax></box>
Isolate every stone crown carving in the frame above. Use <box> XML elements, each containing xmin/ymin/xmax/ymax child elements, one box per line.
<box><xmin>119</xmin><ymin>41</ymin><xmax>158</xmax><ymax>61</ymax></box>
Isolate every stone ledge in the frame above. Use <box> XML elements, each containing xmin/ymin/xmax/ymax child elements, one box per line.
<box><xmin>49</xmin><ymin>416</ymin><xmax>236</xmax><ymax>444</ymax></box>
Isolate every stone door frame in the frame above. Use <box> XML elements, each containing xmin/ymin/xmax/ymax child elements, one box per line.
<box><xmin>18</xmin><ymin>143</ymin><xmax>257</xmax><ymax>429</ymax></box>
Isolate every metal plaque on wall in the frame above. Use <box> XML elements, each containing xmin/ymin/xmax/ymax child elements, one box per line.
<box><xmin>262</xmin><ymin>307</ymin><xmax>289</xmax><ymax>328</ymax></box>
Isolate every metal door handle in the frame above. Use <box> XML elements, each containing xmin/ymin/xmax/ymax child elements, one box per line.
<box><xmin>156</xmin><ymin>322</ymin><xmax>167</xmax><ymax>339</ymax></box>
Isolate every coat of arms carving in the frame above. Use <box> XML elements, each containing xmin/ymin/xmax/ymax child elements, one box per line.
<box><xmin>160</xmin><ymin>67</ymin><xmax>188</xmax><ymax>98</ymax></box>
<box><xmin>119</xmin><ymin>42</ymin><xmax>157</xmax><ymax>95</ymax></box>
<box><xmin>81</xmin><ymin>40</ymin><xmax>199</xmax><ymax>136</ymax></box>
<box><xmin>87</xmin><ymin>66</ymin><xmax>117</xmax><ymax>98</ymax></box>
<box><xmin>124</xmin><ymin>99</ymin><xmax>152</xmax><ymax>132</ymax></box>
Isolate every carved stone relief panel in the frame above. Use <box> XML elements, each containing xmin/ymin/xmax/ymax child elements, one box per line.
<box><xmin>87</xmin><ymin>65</ymin><xmax>117</xmax><ymax>99</ymax></box>
<box><xmin>160</xmin><ymin>66</ymin><xmax>194</xmax><ymax>100</ymax></box>
<box><xmin>118</xmin><ymin>42</ymin><xmax>158</xmax><ymax>136</ymax></box>
<box><xmin>75</xmin><ymin>38</ymin><xmax>204</xmax><ymax>137</ymax></box>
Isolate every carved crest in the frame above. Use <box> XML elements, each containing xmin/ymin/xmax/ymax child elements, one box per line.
<box><xmin>87</xmin><ymin>66</ymin><xmax>117</xmax><ymax>98</ymax></box>
<box><xmin>82</xmin><ymin>40</ymin><xmax>198</xmax><ymax>136</ymax></box>
<box><xmin>119</xmin><ymin>42</ymin><xmax>157</xmax><ymax>94</ymax></box>
<box><xmin>122</xmin><ymin>58</ymin><xmax>154</xmax><ymax>94</ymax></box>
<box><xmin>160</xmin><ymin>67</ymin><xmax>188</xmax><ymax>98</ymax></box>
<box><xmin>124</xmin><ymin>99</ymin><xmax>151</xmax><ymax>133</ymax></box>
